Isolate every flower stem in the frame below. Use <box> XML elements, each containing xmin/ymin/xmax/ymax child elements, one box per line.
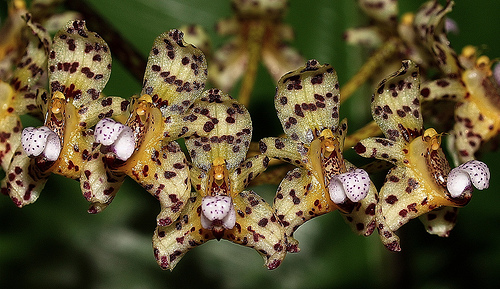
<box><xmin>238</xmin><ymin>22</ymin><xmax>265</xmax><ymax>107</ymax></box>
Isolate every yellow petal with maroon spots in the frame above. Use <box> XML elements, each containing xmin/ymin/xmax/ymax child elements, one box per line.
<box><xmin>1</xmin><ymin>145</ymin><xmax>49</xmax><ymax>207</ymax></box>
<box><xmin>80</xmin><ymin>143</ymin><xmax>126</xmax><ymax>214</ymax></box>
<box><xmin>259</xmin><ymin>136</ymin><xmax>305</xmax><ymax>169</ymax></box>
<box><xmin>273</xmin><ymin>167</ymin><xmax>334</xmax><ymax>252</ymax></box>
<box><xmin>152</xmin><ymin>193</ymin><xmax>214</xmax><ymax>271</ymax></box>
<box><xmin>275</xmin><ymin>60</ymin><xmax>340</xmax><ymax>144</ymax></box>
<box><xmin>372</xmin><ymin>60</ymin><xmax>423</xmax><ymax>144</ymax></box>
<box><xmin>184</xmin><ymin>89</ymin><xmax>252</xmax><ymax>172</ymax></box>
<box><xmin>0</xmin><ymin>82</ymin><xmax>23</xmax><ymax>171</ymax></box>
<box><xmin>48</xmin><ymin>20</ymin><xmax>112</xmax><ymax>107</ymax></box>
<box><xmin>231</xmin><ymin>154</ymin><xmax>270</xmax><ymax>194</ymax></box>
<box><xmin>419</xmin><ymin>78</ymin><xmax>468</xmax><ymax>102</ymax></box>
<box><xmin>78</xmin><ymin>96</ymin><xmax>130</xmax><ymax>129</ymax></box>
<box><xmin>358</xmin><ymin>0</ymin><xmax>398</xmax><ymax>24</ymax></box>
<box><xmin>124</xmin><ymin>140</ymin><xmax>191</xmax><ymax>226</ymax></box>
<box><xmin>141</xmin><ymin>29</ymin><xmax>207</xmax><ymax>115</ymax></box>
<box><xmin>228</xmin><ymin>190</ymin><xmax>286</xmax><ymax>270</ymax></box>
<box><xmin>355</xmin><ymin>137</ymin><xmax>404</xmax><ymax>165</ymax></box>
<box><xmin>414</xmin><ymin>0</ymin><xmax>461</xmax><ymax>76</ymax></box>
<box><xmin>10</xmin><ymin>14</ymin><xmax>50</xmax><ymax>104</ymax></box>
<box><xmin>419</xmin><ymin>206</ymin><xmax>458</xmax><ymax>237</ymax></box>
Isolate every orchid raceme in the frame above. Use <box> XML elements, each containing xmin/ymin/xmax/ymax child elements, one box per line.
<box><xmin>91</xmin><ymin>29</ymin><xmax>207</xmax><ymax>218</ymax></box>
<box><xmin>414</xmin><ymin>1</ymin><xmax>500</xmax><ymax>165</ymax></box>
<box><xmin>208</xmin><ymin>0</ymin><xmax>303</xmax><ymax>106</ymax></box>
<box><xmin>355</xmin><ymin>60</ymin><xmax>490</xmax><ymax>251</ymax></box>
<box><xmin>259</xmin><ymin>60</ymin><xmax>377</xmax><ymax>252</ymax></box>
<box><xmin>3</xmin><ymin>20</ymin><xmax>129</xmax><ymax>208</ymax></box>
<box><xmin>153</xmin><ymin>89</ymin><xmax>287</xmax><ymax>270</ymax></box>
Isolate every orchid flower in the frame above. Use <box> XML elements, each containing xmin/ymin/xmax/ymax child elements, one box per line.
<box><xmin>355</xmin><ymin>60</ymin><xmax>490</xmax><ymax>250</ymax></box>
<box><xmin>208</xmin><ymin>0</ymin><xmax>303</xmax><ymax>106</ymax></box>
<box><xmin>153</xmin><ymin>89</ymin><xmax>286</xmax><ymax>270</ymax></box>
<box><xmin>415</xmin><ymin>1</ymin><xmax>500</xmax><ymax>165</ymax></box>
<box><xmin>90</xmin><ymin>29</ymin><xmax>207</xmax><ymax>221</ymax></box>
<box><xmin>3</xmin><ymin>20</ymin><xmax>129</xmax><ymax>208</ymax></box>
<box><xmin>0</xmin><ymin>14</ymin><xmax>50</xmax><ymax>177</ymax></box>
<box><xmin>259</xmin><ymin>60</ymin><xmax>377</xmax><ymax>252</ymax></box>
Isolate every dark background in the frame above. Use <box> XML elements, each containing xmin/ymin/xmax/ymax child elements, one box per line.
<box><xmin>1</xmin><ymin>0</ymin><xmax>499</xmax><ymax>288</ymax></box>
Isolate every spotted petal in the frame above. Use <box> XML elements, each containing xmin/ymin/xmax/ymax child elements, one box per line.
<box><xmin>1</xmin><ymin>145</ymin><xmax>50</xmax><ymax>207</ymax></box>
<box><xmin>372</xmin><ymin>60</ymin><xmax>423</xmax><ymax>144</ymax></box>
<box><xmin>273</xmin><ymin>167</ymin><xmax>336</xmax><ymax>252</ymax></box>
<box><xmin>10</xmin><ymin>14</ymin><xmax>51</xmax><ymax>113</ymax></box>
<box><xmin>79</xmin><ymin>143</ymin><xmax>126</xmax><ymax>214</ymax></box>
<box><xmin>141</xmin><ymin>29</ymin><xmax>207</xmax><ymax>115</ymax></box>
<box><xmin>184</xmin><ymin>89</ymin><xmax>252</xmax><ymax>172</ymax></box>
<box><xmin>358</xmin><ymin>0</ymin><xmax>398</xmax><ymax>24</ymax></box>
<box><xmin>115</xmin><ymin>102</ymin><xmax>191</xmax><ymax>226</ymax></box>
<box><xmin>0</xmin><ymin>82</ymin><xmax>23</xmax><ymax>171</ymax></box>
<box><xmin>414</xmin><ymin>0</ymin><xmax>461</xmax><ymax>76</ymax></box>
<box><xmin>153</xmin><ymin>190</ymin><xmax>286</xmax><ymax>271</ymax></box>
<box><xmin>49</xmin><ymin>20</ymin><xmax>112</xmax><ymax>107</ymax></box>
<box><xmin>419</xmin><ymin>78</ymin><xmax>468</xmax><ymax>102</ymax></box>
<box><xmin>208</xmin><ymin>39</ymin><xmax>247</xmax><ymax>93</ymax></box>
<box><xmin>231</xmin><ymin>154</ymin><xmax>270</xmax><ymax>193</ymax></box>
<box><xmin>258</xmin><ymin>136</ymin><xmax>304</xmax><ymax>168</ymax></box>
<box><xmin>419</xmin><ymin>207</ymin><xmax>458</xmax><ymax>237</ymax></box>
<box><xmin>275</xmin><ymin>60</ymin><xmax>340</xmax><ymax>144</ymax></box>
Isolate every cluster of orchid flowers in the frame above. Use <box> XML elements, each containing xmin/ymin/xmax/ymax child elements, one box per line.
<box><xmin>0</xmin><ymin>0</ymin><xmax>496</xmax><ymax>271</ymax></box>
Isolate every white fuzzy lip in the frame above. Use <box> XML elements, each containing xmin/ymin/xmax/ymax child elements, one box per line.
<box><xmin>21</xmin><ymin>126</ymin><xmax>61</xmax><ymax>161</ymax></box>
<box><xmin>200</xmin><ymin>195</ymin><xmax>236</xmax><ymax>230</ymax></box>
<box><xmin>94</xmin><ymin>118</ymin><xmax>135</xmax><ymax>161</ymax></box>
<box><xmin>328</xmin><ymin>168</ymin><xmax>370</xmax><ymax>204</ymax></box>
<box><xmin>447</xmin><ymin>160</ymin><xmax>490</xmax><ymax>198</ymax></box>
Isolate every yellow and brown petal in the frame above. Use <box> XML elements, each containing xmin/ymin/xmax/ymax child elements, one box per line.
<box><xmin>153</xmin><ymin>189</ymin><xmax>286</xmax><ymax>271</ymax></box>
<box><xmin>356</xmin><ymin>60</ymin><xmax>490</xmax><ymax>250</ymax></box>
<box><xmin>261</xmin><ymin>60</ymin><xmax>376</xmax><ymax>251</ymax></box>
<box><xmin>421</xmin><ymin>50</ymin><xmax>500</xmax><ymax>165</ymax></box>
<box><xmin>152</xmin><ymin>90</ymin><xmax>285</xmax><ymax>270</ymax></box>
<box><xmin>5</xmin><ymin>20</ymin><xmax>128</xmax><ymax>208</ymax></box>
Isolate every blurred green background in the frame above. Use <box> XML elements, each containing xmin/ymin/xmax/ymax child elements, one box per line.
<box><xmin>1</xmin><ymin>0</ymin><xmax>500</xmax><ymax>288</ymax></box>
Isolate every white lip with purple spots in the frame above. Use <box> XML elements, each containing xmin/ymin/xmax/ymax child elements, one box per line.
<box><xmin>328</xmin><ymin>168</ymin><xmax>370</xmax><ymax>204</ymax></box>
<box><xmin>94</xmin><ymin>118</ymin><xmax>135</xmax><ymax>161</ymax></box>
<box><xmin>447</xmin><ymin>160</ymin><xmax>490</xmax><ymax>198</ymax></box>
<box><xmin>200</xmin><ymin>195</ymin><xmax>236</xmax><ymax>230</ymax></box>
<box><xmin>21</xmin><ymin>126</ymin><xmax>61</xmax><ymax>161</ymax></box>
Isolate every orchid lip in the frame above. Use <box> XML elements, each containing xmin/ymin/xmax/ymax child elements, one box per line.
<box><xmin>94</xmin><ymin>118</ymin><xmax>135</xmax><ymax>161</ymax></box>
<box><xmin>200</xmin><ymin>195</ymin><xmax>236</xmax><ymax>230</ymax></box>
<box><xmin>328</xmin><ymin>168</ymin><xmax>370</xmax><ymax>204</ymax></box>
<box><xmin>21</xmin><ymin>126</ymin><xmax>61</xmax><ymax>161</ymax></box>
<box><xmin>447</xmin><ymin>160</ymin><xmax>490</xmax><ymax>198</ymax></box>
